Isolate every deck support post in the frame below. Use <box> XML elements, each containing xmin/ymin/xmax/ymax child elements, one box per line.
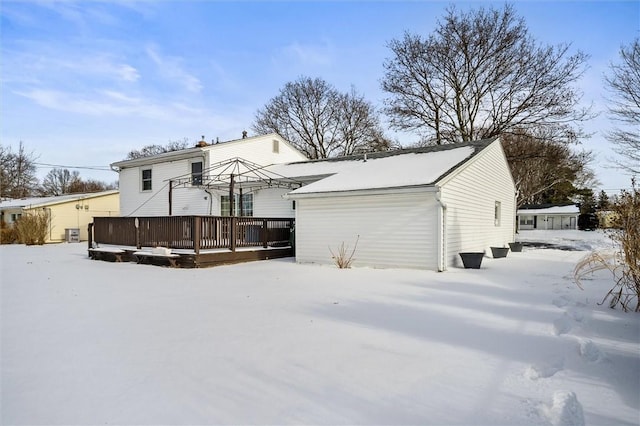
<box><xmin>230</xmin><ymin>217</ymin><xmax>236</xmax><ymax>252</ymax></box>
<box><xmin>262</xmin><ymin>219</ymin><xmax>268</xmax><ymax>248</ymax></box>
<box><xmin>169</xmin><ymin>180</ymin><xmax>173</xmax><ymax>216</ymax></box>
<box><xmin>87</xmin><ymin>223</ymin><xmax>93</xmax><ymax>251</ymax></box>
<box><xmin>194</xmin><ymin>216</ymin><xmax>201</xmax><ymax>255</ymax></box>
<box><xmin>135</xmin><ymin>217</ymin><xmax>141</xmax><ymax>249</ymax></box>
<box><xmin>229</xmin><ymin>174</ymin><xmax>234</xmax><ymax>217</ymax></box>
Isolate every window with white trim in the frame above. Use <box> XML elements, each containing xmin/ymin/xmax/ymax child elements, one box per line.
<box><xmin>221</xmin><ymin>193</ymin><xmax>253</xmax><ymax>216</ymax></box>
<box><xmin>141</xmin><ymin>169</ymin><xmax>152</xmax><ymax>191</ymax></box>
<box><xmin>272</xmin><ymin>139</ymin><xmax>279</xmax><ymax>153</ymax></box>
<box><xmin>519</xmin><ymin>216</ymin><xmax>534</xmax><ymax>226</ymax></box>
<box><xmin>494</xmin><ymin>201</ymin><xmax>501</xmax><ymax>226</ymax></box>
<box><xmin>191</xmin><ymin>161</ymin><xmax>203</xmax><ymax>185</ymax></box>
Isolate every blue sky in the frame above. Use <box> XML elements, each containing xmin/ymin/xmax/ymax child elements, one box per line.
<box><xmin>1</xmin><ymin>1</ymin><xmax>638</xmax><ymax>193</ymax></box>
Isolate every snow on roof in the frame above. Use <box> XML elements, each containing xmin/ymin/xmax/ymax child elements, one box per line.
<box><xmin>266</xmin><ymin>158</ymin><xmax>356</xmax><ymax>180</ymax></box>
<box><xmin>283</xmin><ymin>145</ymin><xmax>477</xmax><ymax>195</ymax></box>
<box><xmin>0</xmin><ymin>190</ymin><xmax>118</xmax><ymax>209</ymax></box>
<box><xmin>517</xmin><ymin>205</ymin><xmax>580</xmax><ymax>215</ymax></box>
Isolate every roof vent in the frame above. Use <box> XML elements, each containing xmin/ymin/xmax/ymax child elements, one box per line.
<box><xmin>196</xmin><ymin>135</ymin><xmax>208</xmax><ymax>147</ymax></box>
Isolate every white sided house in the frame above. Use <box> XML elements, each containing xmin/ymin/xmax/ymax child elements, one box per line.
<box><xmin>109</xmin><ymin>135</ymin><xmax>515</xmax><ymax>271</ymax></box>
<box><xmin>517</xmin><ymin>205</ymin><xmax>580</xmax><ymax>230</ymax></box>
<box><xmin>272</xmin><ymin>137</ymin><xmax>516</xmax><ymax>271</ymax></box>
<box><xmin>112</xmin><ymin>133</ymin><xmax>308</xmax><ymax>217</ymax></box>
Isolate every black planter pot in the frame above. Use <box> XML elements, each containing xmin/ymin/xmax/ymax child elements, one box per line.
<box><xmin>459</xmin><ymin>252</ymin><xmax>484</xmax><ymax>269</ymax></box>
<box><xmin>491</xmin><ymin>247</ymin><xmax>509</xmax><ymax>258</ymax></box>
<box><xmin>508</xmin><ymin>242</ymin><xmax>523</xmax><ymax>252</ymax></box>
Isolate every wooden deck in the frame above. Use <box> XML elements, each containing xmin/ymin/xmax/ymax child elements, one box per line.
<box><xmin>88</xmin><ymin>215</ymin><xmax>294</xmax><ymax>268</ymax></box>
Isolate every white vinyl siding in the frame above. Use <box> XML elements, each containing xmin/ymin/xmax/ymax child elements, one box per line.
<box><xmin>119</xmin><ymin>159</ymin><xmax>210</xmax><ymax>216</ymax></box>
<box><xmin>116</xmin><ymin>134</ymin><xmax>306</xmax><ymax>217</ymax></box>
<box><xmin>439</xmin><ymin>141</ymin><xmax>516</xmax><ymax>266</ymax></box>
<box><xmin>207</xmin><ymin>135</ymin><xmax>306</xmax><ymax>165</ymax></box>
<box><xmin>295</xmin><ymin>192</ymin><xmax>439</xmax><ymax>270</ymax></box>
<box><xmin>253</xmin><ymin>188</ymin><xmax>296</xmax><ymax>218</ymax></box>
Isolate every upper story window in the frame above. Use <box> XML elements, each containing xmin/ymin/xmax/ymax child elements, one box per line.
<box><xmin>272</xmin><ymin>139</ymin><xmax>279</xmax><ymax>153</ymax></box>
<box><xmin>191</xmin><ymin>161</ymin><xmax>203</xmax><ymax>185</ymax></box>
<box><xmin>494</xmin><ymin>201</ymin><xmax>501</xmax><ymax>226</ymax></box>
<box><xmin>141</xmin><ymin>169</ymin><xmax>152</xmax><ymax>191</ymax></box>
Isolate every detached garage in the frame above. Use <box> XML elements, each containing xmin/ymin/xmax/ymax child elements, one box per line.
<box><xmin>284</xmin><ymin>138</ymin><xmax>516</xmax><ymax>271</ymax></box>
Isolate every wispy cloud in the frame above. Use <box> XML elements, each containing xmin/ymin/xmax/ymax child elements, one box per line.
<box><xmin>16</xmin><ymin>88</ymin><xmax>201</xmax><ymax>120</ymax></box>
<box><xmin>282</xmin><ymin>41</ymin><xmax>334</xmax><ymax>67</ymax></box>
<box><xmin>115</xmin><ymin>64</ymin><xmax>140</xmax><ymax>82</ymax></box>
<box><xmin>146</xmin><ymin>45</ymin><xmax>203</xmax><ymax>93</ymax></box>
<box><xmin>2</xmin><ymin>45</ymin><xmax>140</xmax><ymax>86</ymax></box>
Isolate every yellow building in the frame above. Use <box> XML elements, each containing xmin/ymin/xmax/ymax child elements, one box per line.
<box><xmin>597</xmin><ymin>210</ymin><xmax>619</xmax><ymax>229</ymax></box>
<box><xmin>0</xmin><ymin>190</ymin><xmax>119</xmax><ymax>243</ymax></box>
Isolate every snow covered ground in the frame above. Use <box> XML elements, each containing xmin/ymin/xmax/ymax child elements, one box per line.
<box><xmin>1</xmin><ymin>230</ymin><xmax>638</xmax><ymax>425</ymax></box>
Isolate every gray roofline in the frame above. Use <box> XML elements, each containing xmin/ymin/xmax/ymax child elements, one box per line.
<box><xmin>284</xmin><ymin>138</ymin><xmax>498</xmax><ymax>197</ymax></box>
<box><xmin>282</xmin><ymin>138</ymin><xmax>497</xmax><ymax>167</ymax></box>
<box><xmin>0</xmin><ymin>190</ymin><xmax>120</xmax><ymax>209</ymax></box>
<box><xmin>110</xmin><ymin>132</ymin><xmax>296</xmax><ymax>169</ymax></box>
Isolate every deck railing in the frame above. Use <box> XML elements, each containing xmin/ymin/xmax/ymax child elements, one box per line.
<box><xmin>91</xmin><ymin>216</ymin><xmax>294</xmax><ymax>254</ymax></box>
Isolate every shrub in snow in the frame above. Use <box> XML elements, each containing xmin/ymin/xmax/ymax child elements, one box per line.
<box><xmin>0</xmin><ymin>220</ymin><xmax>19</xmax><ymax>244</ymax></box>
<box><xmin>14</xmin><ymin>211</ymin><xmax>49</xmax><ymax>245</ymax></box>
<box><xmin>329</xmin><ymin>235</ymin><xmax>359</xmax><ymax>269</ymax></box>
<box><xmin>574</xmin><ymin>179</ymin><xmax>640</xmax><ymax>312</ymax></box>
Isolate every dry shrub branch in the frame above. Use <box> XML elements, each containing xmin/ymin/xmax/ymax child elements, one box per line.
<box><xmin>15</xmin><ymin>211</ymin><xmax>49</xmax><ymax>245</ymax></box>
<box><xmin>574</xmin><ymin>179</ymin><xmax>640</xmax><ymax>311</ymax></box>
<box><xmin>330</xmin><ymin>235</ymin><xmax>360</xmax><ymax>269</ymax></box>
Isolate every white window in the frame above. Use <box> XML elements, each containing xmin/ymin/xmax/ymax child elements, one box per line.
<box><xmin>519</xmin><ymin>216</ymin><xmax>534</xmax><ymax>226</ymax></box>
<box><xmin>191</xmin><ymin>161</ymin><xmax>203</xmax><ymax>185</ymax></box>
<box><xmin>221</xmin><ymin>193</ymin><xmax>253</xmax><ymax>216</ymax></box>
<box><xmin>272</xmin><ymin>139</ymin><xmax>279</xmax><ymax>153</ymax></box>
<box><xmin>141</xmin><ymin>169</ymin><xmax>152</xmax><ymax>191</ymax></box>
<box><xmin>494</xmin><ymin>201</ymin><xmax>501</xmax><ymax>226</ymax></box>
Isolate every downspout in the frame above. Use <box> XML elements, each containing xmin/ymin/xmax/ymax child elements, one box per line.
<box><xmin>435</xmin><ymin>187</ymin><xmax>447</xmax><ymax>272</ymax></box>
<box><xmin>204</xmin><ymin>189</ymin><xmax>214</xmax><ymax>215</ymax></box>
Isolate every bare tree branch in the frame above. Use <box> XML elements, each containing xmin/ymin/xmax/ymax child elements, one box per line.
<box><xmin>252</xmin><ymin>77</ymin><xmax>392</xmax><ymax>159</ymax></box>
<box><xmin>605</xmin><ymin>38</ymin><xmax>640</xmax><ymax>174</ymax></box>
<box><xmin>382</xmin><ymin>4</ymin><xmax>592</xmax><ymax>145</ymax></box>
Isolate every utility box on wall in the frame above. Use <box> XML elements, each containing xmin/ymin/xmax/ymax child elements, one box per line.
<box><xmin>65</xmin><ymin>228</ymin><xmax>80</xmax><ymax>243</ymax></box>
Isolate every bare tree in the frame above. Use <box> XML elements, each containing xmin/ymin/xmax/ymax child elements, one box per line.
<box><xmin>40</xmin><ymin>168</ymin><xmax>81</xmax><ymax>196</ymax></box>
<box><xmin>382</xmin><ymin>4</ymin><xmax>592</xmax><ymax>145</ymax></box>
<box><xmin>71</xmin><ymin>179</ymin><xmax>117</xmax><ymax>193</ymax></box>
<box><xmin>40</xmin><ymin>168</ymin><xmax>116</xmax><ymax>195</ymax></box>
<box><xmin>0</xmin><ymin>142</ymin><xmax>39</xmax><ymax>199</ymax></box>
<box><xmin>502</xmin><ymin>132</ymin><xmax>596</xmax><ymax>207</ymax></box>
<box><xmin>252</xmin><ymin>77</ymin><xmax>390</xmax><ymax>159</ymax></box>
<box><xmin>605</xmin><ymin>38</ymin><xmax>640</xmax><ymax>174</ymax></box>
<box><xmin>126</xmin><ymin>138</ymin><xmax>190</xmax><ymax>160</ymax></box>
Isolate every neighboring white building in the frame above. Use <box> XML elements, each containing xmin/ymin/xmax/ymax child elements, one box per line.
<box><xmin>517</xmin><ymin>205</ymin><xmax>580</xmax><ymax>230</ymax></box>
<box><xmin>111</xmin><ymin>133</ymin><xmax>308</xmax><ymax>216</ymax></box>
<box><xmin>275</xmin><ymin>137</ymin><xmax>516</xmax><ymax>271</ymax></box>
<box><xmin>0</xmin><ymin>190</ymin><xmax>119</xmax><ymax>242</ymax></box>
